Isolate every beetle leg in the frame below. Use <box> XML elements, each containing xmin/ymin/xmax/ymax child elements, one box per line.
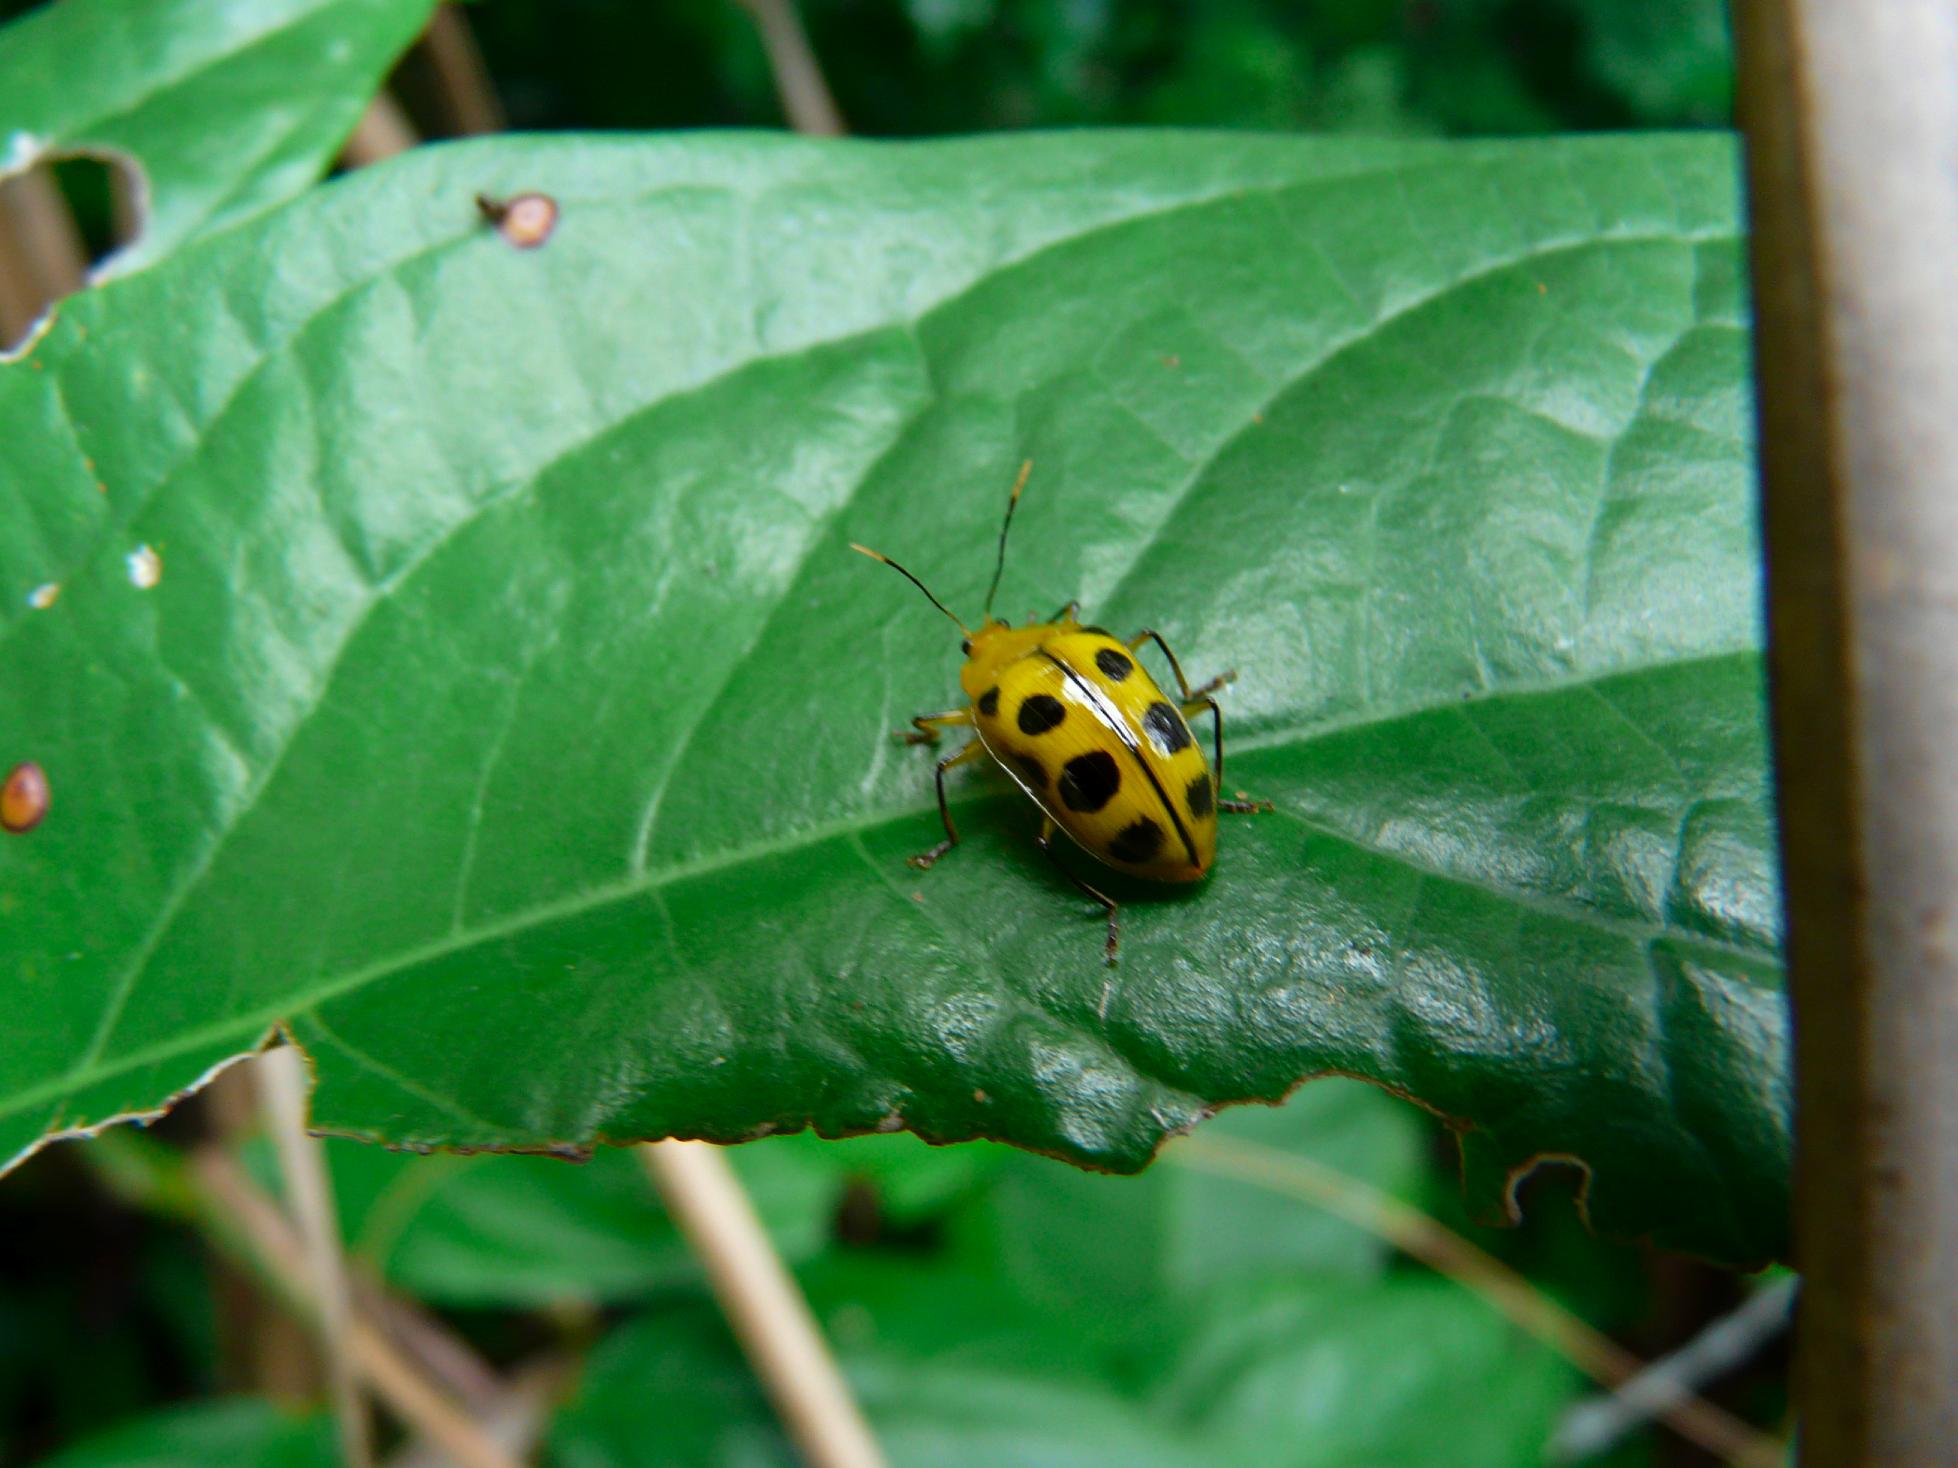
<box><xmin>1129</xmin><ymin>628</ymin><xmax>1271</xmax><ymax>812</ymax></box>
<box><xmin>1043</xmin><ymin>599</ymin><xmax>1081</xmax><ymax>625</ymax></box>
<box><xmin>1132</xmin><ymin>626</ymin><xmax>1229</xmax><ymax>778</ymax></box>
<box><xmin>1180</xmin><ymin>693</ymin><xmax>1228</xmax><ymax>788</ymax></box>
<box><xmin>897</xmin><ymin>707</ymin><xmax>973</xmax><ymax>746</ymax></box>
<box><xmin>908</xmin><ymin>740</ymin><xmax>987</xmax><ymax>870</ymax></box>
<box><xmin>1036</xmin><ymin>816</ymin><xmax>1121</xmax><ymax>965</ymax></box>
<box><xmin>1202</xmin><ymin>702</ymin><xmax>1273</xmax><ymax>812</ymax></box>
<box><xmin>1125</xmin><ymin>628</ymin><xmax>1233</xmax><ymax>702</ymax></box>
<box><xmin>1175</xmin><ymin>695</ymin><xmax>1272</xmax><ymax>812</ymax></box>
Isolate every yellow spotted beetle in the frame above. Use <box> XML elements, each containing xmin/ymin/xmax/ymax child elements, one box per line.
<box><xmin>852</xmin><ymin>462</ymin><xmax>1269</xmax><ymax>963</ymax></box>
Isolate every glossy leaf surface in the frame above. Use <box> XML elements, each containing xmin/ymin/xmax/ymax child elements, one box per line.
<box><xmin>0</xmin><ymin>131</ymin><xmax>1786</xmax><ymax>1262</ymax></box>
<box><xmin>0</xmin><ymin>0</ymin><xmax>435</xmax><ymax>277</ymax></box>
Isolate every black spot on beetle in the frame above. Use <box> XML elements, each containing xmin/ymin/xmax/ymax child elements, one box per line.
<box><xmin>1186</xmin><ymin>773</ymin><xmax>1214</xmax><ymax>818</ymax></box>
<box><xmin>1081</xmin><ymin>624</ymin><xmax>1113</xmax><ymax>638</ymax></box>
<box><xmin>1144</xmin><ymin>701</ymin><xmax>1193</xmax><ymax>754</ymax></box>
<box><xmin>1011</xmin><ymin>753</ymin><xmax>1048</xmax><ymax>789</ymax></box>
<box><xmin>1018</xmin><ymin>693</ymin><xmax>1066</xmax><ymax>735</ymax></box>
<box><xmin>977</xmin><ymin>686</ymin><xmax>999</xmax><ymax>717</ymax></box>
<box><xmin>1058</xmin><ymin>751</ymin><xmax>1120</xmax><ymax>812</ymax></box>
<box><xmin>1109</xmin><ymin>817</ymin><xmax>1165</xmax><ymax>864</ymax></box>
<box><xmin>1094</xmin><ymin>647</ymin><xmax>1134</xmax><ymax>682</ymax></box>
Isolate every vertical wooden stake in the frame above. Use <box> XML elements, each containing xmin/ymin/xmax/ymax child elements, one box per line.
<box><xmin>1735</xmin><ymin>2</ymin><xmax>1958</xmax><ymax>1461</ymax></box>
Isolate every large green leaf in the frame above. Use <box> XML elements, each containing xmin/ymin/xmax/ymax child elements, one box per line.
<box><xmin>0</xmin><ymin>131</ymin><xmax>1786</xmax><ymax>1263</ymax></box>
<box><xmin>0</xmin><ymin>0</ymin><xmax>435</xmax><ymax>277</ymax></box>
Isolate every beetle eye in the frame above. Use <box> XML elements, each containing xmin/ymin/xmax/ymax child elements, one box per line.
<box><xmin>960</xmin><ymin>638</ymin><xmax>972</xmax><ymax>655</ymax></box>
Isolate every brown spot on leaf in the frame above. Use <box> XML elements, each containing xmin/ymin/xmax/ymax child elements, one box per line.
<box><xmin>476</xmin><ymin>191</ymin><xmax>559</xmax><ymax>249</ymax></box>
<box><xmin>3</xmin><ymin>761</ymin><xmax>50</xmax><ymax>832</ymax></box>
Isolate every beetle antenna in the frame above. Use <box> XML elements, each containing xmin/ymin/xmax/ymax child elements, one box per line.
<box><xmin>850</xmin><ymin>544</ymin><xmax>969</xmax><ymax>633</ymax></box>
<box><xmin>982</xmin><ymin>459</ymin><xmax>1033</xmax><ymax>622</ymax></box>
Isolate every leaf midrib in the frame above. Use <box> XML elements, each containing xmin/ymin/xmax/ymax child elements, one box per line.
<box><xmin>0</xmin><ymin>645</ymin><xmax>1771</xmax><ymax>1129</ymax></box>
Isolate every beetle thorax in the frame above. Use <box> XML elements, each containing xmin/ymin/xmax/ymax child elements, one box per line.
<box><xmin>958</xmin><ymin>616</ymin><xmax>1073</xmax><ymax>700</ymax></box>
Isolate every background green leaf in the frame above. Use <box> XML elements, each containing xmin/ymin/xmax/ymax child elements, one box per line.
<box><xmin>323</xmin><ymin>1129</ymin><xmax>994</xmax><ymax>1306</ymax></box>
<box><xmin>0</xmin><ymin>130</ymin><xmax>1785</xmax><ymax>1264</ymax></box>
<box><xmin>551</xmin><ymin>1278</ymin><xmax>1578</xmax><ymax>1468</ymax></box>
<box><xmin>35</xmin><ymin>1077</ymin><xmax>1685</xmax><ymax>1466</ymax></box>
<box><xmin>478</xmin><ymin>0</ymin><xmax>1734</xmax><ymax>138</ymax></box>
<box><xmin>1569</xmin><ymin>0</ymin><xmax>1735</xmax><ymax>126</ymax></box>
<box><xmin>0</xmin><ymin>0</ymin><xmax>435</xmax><ymax>277</ymax></box>
<box><xmin>29</xmin><ymin>1400</ymin><xmax>332</xmax><ymax>1468</ymax></box>
<box><xmin>548</xmin><ymin>1080</ymin><xmax>1586</xmax><ymax>1467</ymax></box>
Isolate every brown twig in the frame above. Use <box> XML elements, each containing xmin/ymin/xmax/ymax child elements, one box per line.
<box><xmin>200</xmin><ymin>1061</ymin><xmax>323</xmax><ymax>1403</ymax></box>
<box><xmin>641</xmin><ymin>1140</ymin><xmax>885</xmax><ymax>1468</ymax></box>
<box><xmin>1170</xmin><ymin>1133</ymin><xmax>1786</xmax><ymax>1468</ymax></box>
<box><xmin>189</xmin><ymin>1148</ymin><xmax>525</xmax><ymax>1468</ymax></box>
<box><xmin>387</xmin><ymin>1356</ymin><xmax>572</xmax><ymax>1468</ymax></box>
<box><xmin>358</xmin><ymin>1281</ymin><xmax>507</xmax><ymax>1413</ymax></box>
<box><xmin>731</xmin><ymin>0</ymin><xmax>846</xmax><ymax>136</ymax></box>
<box><xmin>259</xmin><ymin>1047</ymin><xmax>371</xmax><ymax>1468</ymax></box>
<box><xmin>340</xmin><ymin>92</ymin><xmax>420</xmax><ymax>168</ymax></box>
<box><xmin>1551</xmin><ymin>1276</ymin><xmax>1796</xmax><ymax>1461</ymax></box>
<box><xmin>0</xmin><ymin>164</ymin><xmax>88</xmax><ymax>348</ymax></box>
<box><xmin>417</xmin><ymin>4</ymin><xmax>505</xmax><ymax>135</ymax></box>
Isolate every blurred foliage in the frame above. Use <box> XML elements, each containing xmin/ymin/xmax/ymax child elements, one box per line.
<box><xmin>20</xmin><ymin>1081</ymin><xmax>1745</xmax><ymax>1466</ymax></box>
<box><xmin>466</xmin><ymin>0</ymin><xmax>1732</xmax><ymax>138</ymax></box>
<box><xmin>28</xmin><ymin>1401</ymin><xmax>333</xmax><ymax>1468</ymax></box>
<box><xmin>0</xmin><ymin>1151</ymin><xmax>218</xmax><ymax>1464</ymax></box>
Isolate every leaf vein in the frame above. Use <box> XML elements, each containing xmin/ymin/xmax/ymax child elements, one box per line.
<box><xmin>1092</xmin><ymin>229</ymin><xmax>1732</xmax><ymax>624</ymax></box>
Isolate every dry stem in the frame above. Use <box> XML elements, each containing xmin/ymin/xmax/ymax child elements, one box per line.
<box><xmin>259</xmin><ymin>1047</ymin><xmax>371</xmax><ymax>1467</ymax></box>
<box><xmin>190</xmin><ymin>1148</ymin><xmax>524</xmax><ymax>1468</ymax></box>
<box><xmin>732</xmin><ymin>0</ymin><xmax>846</xmax><ymax>135</ymax></box>
<box><xmin>641</xmin><ymin>1140</ymin><xmax>885</xmax><ymax>1468</ymax></box>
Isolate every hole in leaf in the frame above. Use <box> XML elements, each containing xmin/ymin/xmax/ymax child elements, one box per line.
<box><xmin>0</xmin><ymin>151</ymin><xmax>143</xmax><ymax>353</ymax></box>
